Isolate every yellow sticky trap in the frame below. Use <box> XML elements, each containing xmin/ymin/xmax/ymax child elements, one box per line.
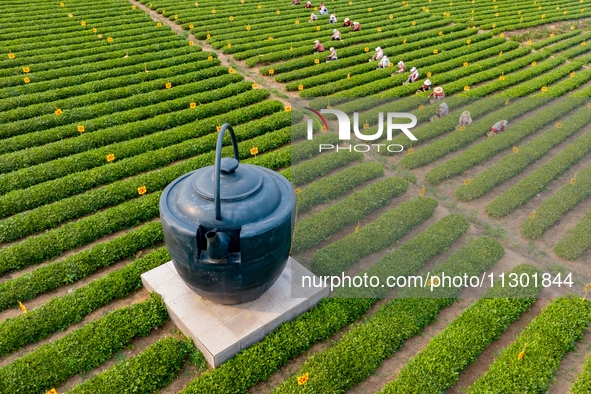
<box><xmin>18</xmin><ymin>301</ymin><xmax>27</xmax><ymax>314</ymax></box>
<box><xmin>78</xmin><ymin>125</ymin><xmax>85</xmax><ymax>132</ymax></box>
<box><xmin>138</xmin><ymin>186</ymin><xmax>147</xmax><ymax>195</ymax></box>
<box><xmin>252</xmin><ymin>83</ymin><xmax>259</xmax><ymax>89</ymax></box>
<box><xmin>298</xmin><ymin>373</ymin><xmax>309</xmax><ymax>385</ymax></box>
<box><xmin>250</xmin><ymin>147</ymin><xmax>259</xmax><ymax>155</ymax></box>
<box><xmin>190</xmin><ymin>102</ymin><xmax>196</xmax><ymax>108</ymax></box>
<box><xmin>269</xmin><ymin>69</ymin><xmax>274</xmax><ymax>75</ymax></box>
<box><xmin>107</xmin><ymin>154</ymin><xmax>115</xmax><ymax>162</ymax></box>
<box><xmin>464</xmin><ymin>179</ymin><xmax>470</xmax><ymax>185</ymax></box>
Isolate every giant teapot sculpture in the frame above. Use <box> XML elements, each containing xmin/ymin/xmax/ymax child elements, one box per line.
<box><xmin>159</xmin><ymin>124</ymin><xmax>296</xmax><ymax>304</ymax></box>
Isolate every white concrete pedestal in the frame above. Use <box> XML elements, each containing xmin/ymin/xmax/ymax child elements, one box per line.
<box><xmin>141</xmin><ymin>258</ymin><xmax>328</xmax><ymax>367</ymax></box>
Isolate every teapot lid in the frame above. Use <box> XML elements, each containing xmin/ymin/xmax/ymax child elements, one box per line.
<box><xmin>192</xmin><ymin>158</ymin><xmax>263</xmax><ymax>202</ymax></box>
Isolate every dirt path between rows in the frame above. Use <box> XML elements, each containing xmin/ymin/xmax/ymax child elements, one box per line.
<box><xmin>128</xmin><ymin>0</ymin><xmax>297</xmax><ymax>107</ymax></box>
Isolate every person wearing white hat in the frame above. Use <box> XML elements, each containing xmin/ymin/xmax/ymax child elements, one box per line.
<box><xmin>429</xmin><ymin>86</ymin><xmax>445</xmax><ymax>103</ymax></box>
<box><xmin>313</xmin><ymin>39</ymin><xmax>325</xmax><ymax>53</ymax></box>
<box><xmin>326</xmin><ymin>47</ymin><xmax>338</xmax><ymax>61</ymax></box>
<box><xmin>309</xmin><ymin>13</ymin><xmax>318</xmax><ymax>22</ymax></box>
<box><xmin>416</xmin><ymin>79</ymin><xmax>431</xmax><ymax>93</ymax></box>
<box><xmin>331</xmin><ymin>29</ymin><xmax>341</xmax><ymax>40</ymax></box>
<box><xmin>487</xmin><ymin>120</ymin><xmax>508</xmax><ymax>137</ymax></box>
<box><xmin>378</xmin><ymin>55</ymin><xmax>390</xmax><ymax>69</ymax></box>
<box><xmin>457</xmin><ymin>110</ymin><xmax>472</xmax><ymax>129</ymax></box>
<box><xmin>404</xmin><ymin>67</ymin><xmax>419</xmax><ymax>84</ymax></box>
<box><xmin>329</xmin><ymin>13</ymin><xmax>337</xmax><ymax>23</ymax></box>
<box><xmin>393</xmin><ymin>60</ymin><xmax>406</xmax><ymax>74</ymax></box>
<box><xmin>319</xmin><ymin>4</ymin><xmax>328</xmax><ymax>14</ymax></box>
<box><xmin>352</xmin><ymin>21</ymin><xmax>361</xmax><ymax>31</ymax></box>
<box><xmin>370</xmin><ymin>46</ymin><xmax>384</xmax><ymax>62</ymax></box>
<box><xmin>305</xmin><ymin>0</ymin><xmax>312</xmax><ymax>8</ymax></box>
<box><xmin>343</xmin><ymin>17</ymin><xmax>352</xmax><ymax>27</ymax></box>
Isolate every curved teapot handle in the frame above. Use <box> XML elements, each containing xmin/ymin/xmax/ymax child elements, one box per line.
<box><xmin>214</xmin><ymin>123</ymin><xmax>240</xmax><ymax>220</ymax></box>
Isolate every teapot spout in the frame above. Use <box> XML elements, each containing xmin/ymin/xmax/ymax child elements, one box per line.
<box><xmin>205</xmin><ymin>230</ymin><xmax>230</xmax><ymax>262</ymax></box>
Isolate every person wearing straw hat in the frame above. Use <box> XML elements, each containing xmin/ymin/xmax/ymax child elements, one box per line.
<box><xmin>313</xmin><ymin>39</ymin><xmax>325</xmax><ymax>53</ymax></box>
<box><xmin>326</xmin><ymin>47</ymin><xmax>338</xmax><ymax>61</ymax></box>
<box><xmin>331</xmin><ymin>28</ymin><xmax>341</xmax><ymax>40</ymax></box>
<box><xmin>429</xmin><ymin>86</ymin><xmax>445</xmax><ymax>103</ymax></box>
<box><xmin>291</xmin><ymin>0</ymin><xmax>300</xmax><ymax>5</ymax></box>
<box><xmin>343</xmin><ymin>17</ymin><xmax>352</xmax><ymax>27</ymax></box>
<box><xmin>487</xmin><ymin>120</ymin><xmax>508</xmax><ymax>137</ymax></box>
<box><xmin>352</xmin><ymin>21</ymin><xmax>361</xmax><ymax>31</ymax></box>
<box><xmin>309</xmin><ymin>13</ymin><xmax>318</xmax><ymax>21</ymax></box>
<box><xmin>404</xmin><ymin>66</ymin><xmax>419</xmax><ymax>84</ymax></box>
<box><xmin>329</xmin><ymin>13</ymin><xmax>337</xmax><ymax>23</ymax></box>
<box><xmin>370</xmin><ymin>46</ymin><xmax>384</xmax><ymax>62</ymax></box>
<box><xmin>416</xmin><ymin>79</ymin><xmax>431</xmax><ymax>93</ymax></box>
<box><xmin>456</xmin><ymin>110</ymin><xmax>472</xmax><ymax>129</ymax></box>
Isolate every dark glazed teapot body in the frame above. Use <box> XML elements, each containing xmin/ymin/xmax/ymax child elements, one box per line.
<box><xmin>159</xmin><ymin>124</ymin><xmax>296</xmax><ymax>304</ymax></box>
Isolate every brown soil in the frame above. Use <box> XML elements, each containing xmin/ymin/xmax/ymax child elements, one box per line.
<box><xmin>448</xmin><ymin>299</ymin><xmax>550</xmax><ymax>393</ymax></box>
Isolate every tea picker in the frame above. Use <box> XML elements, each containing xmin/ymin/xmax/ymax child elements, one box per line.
<box><xmin>488</xmin><ymin>120</ymin><xmax>508</xmax><ymax>137</ymax></box>
<box><xmin>430</xmin><ymin>102</ymin><xmax>449</xmax><ymax>121</ymax></box>
<box><xmin>313</xmin><ymin>39</ymin><xmax>324</xmax><ymax>52</ymax></box>
<box><xmin>404</xmin><ymin>66</ymin><xmax>419</xmax><ymax>84</ymax></box>
<box><xmin>331</xmin><ymin>29</ymin><xmax>341</xmax><ymax>40</ymax></box>
<box><xmin>416</xmin><ymin>79</ymin><xmax>431</xmax><ymax>93</ymax></box>
<box><xmin>370</xmin><ymin>46</ymin><xmax>384</xmax><ymax>62</ymax></box>
<box><xmin>456</xmin><ymin>110</ymin><xmax>472</xmax><ymax>129</ymax></box>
